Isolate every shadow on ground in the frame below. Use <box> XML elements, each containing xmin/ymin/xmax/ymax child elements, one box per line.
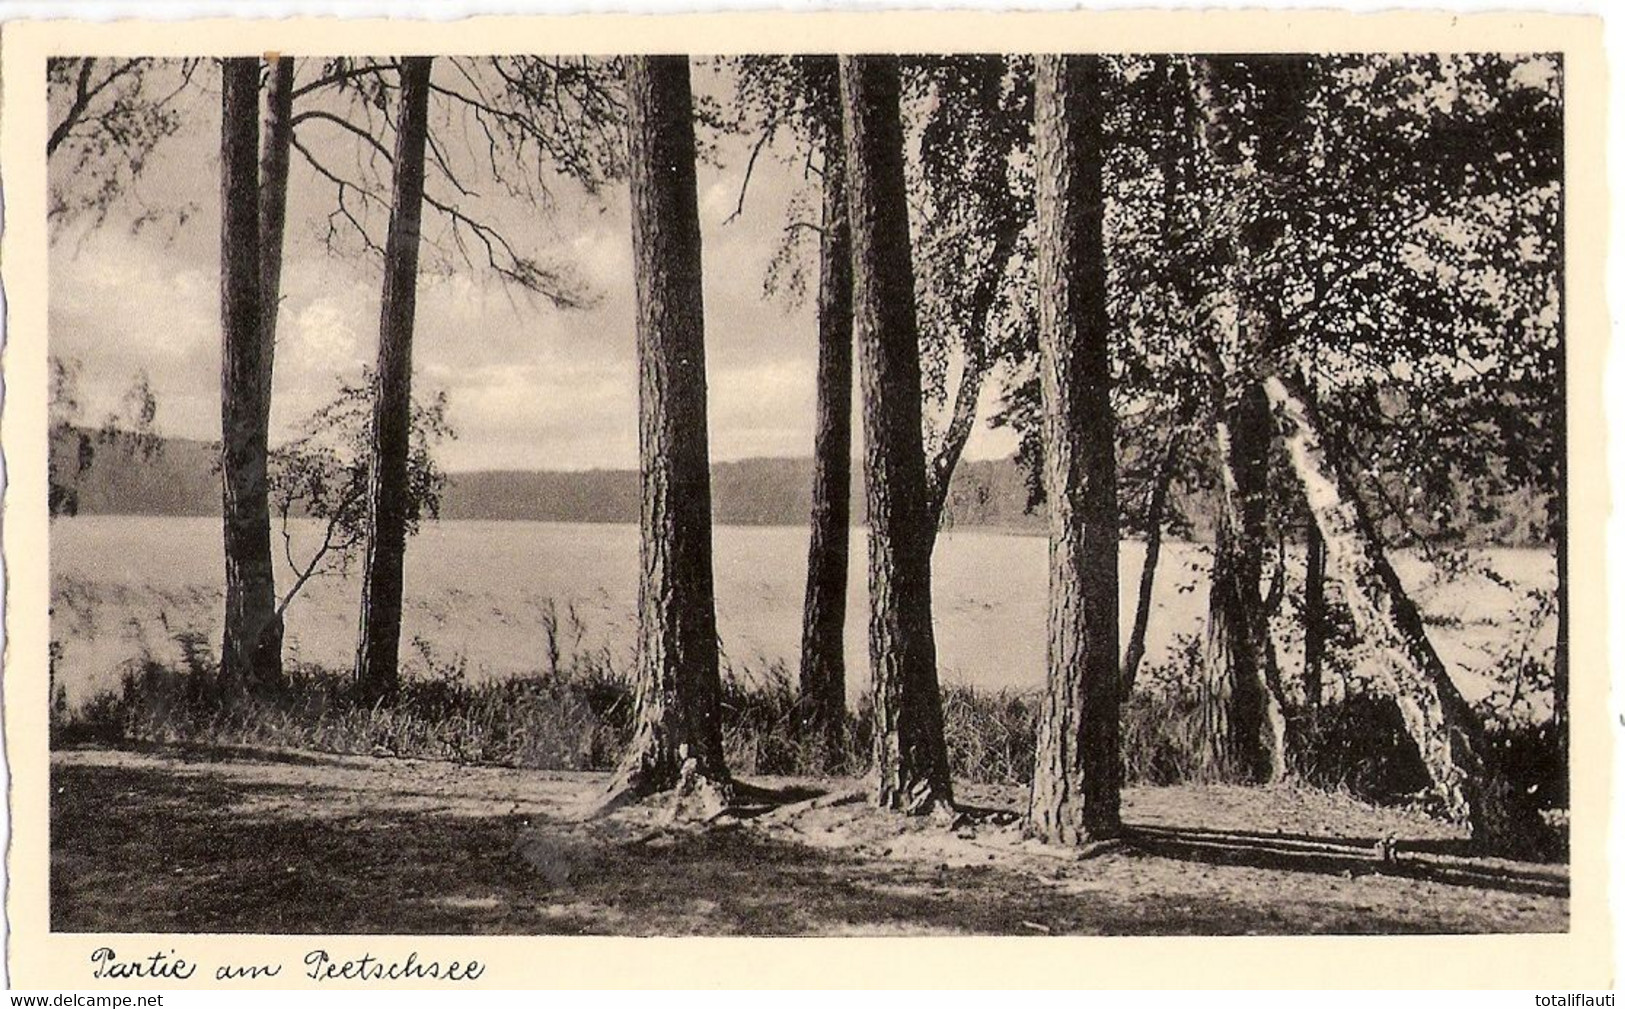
<box><xmin>1122</xmin><ymin>825</ymin><xmax>1568</xmax><ymax>897</ymax></box>
<box><xmin>51</xmin><ymin>759</ymin><xmax>1564</xmax><ymax>936</ymax></box>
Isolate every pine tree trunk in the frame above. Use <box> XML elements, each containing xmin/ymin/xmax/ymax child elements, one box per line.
<box><xmin>218</xmin><ymin>57</ymin><xmax>281</xmax><ymax>691</ymax></box>
<box><xmin>839</xmin><ymin>55</ymin><xmax>953</xmax><ymax>815</ymax></box>
<box><xmin>354</xmin><ymin>56</ymin><xmax>432</xmax><ymax>704</ymax></box>
<box><xmin>1201</xmin><ymin>384</ymin><xmax>1290</xmax><ymax>783</ymax></box>
<box><xmin>1302</xmin><ymin>520</ymin><xmax>1327</xmax><ymax>707</ymax></box>
<box><xmin>606</xmin><ymin>55</ymin><xmax>731</xmax><ymax>810</ymax></box>
<box><xmin>1026</xmin><ymin>54</ymin><xmax>1121</xmax><ymax>844</ymax></box>
<box><xmin>1263</xmin><ymin>371</ymin><xmax>1544</xmax><ymax>853</ymax></box>
<box><xmin>798</xmin><ymin>68</ymin><xmax>853</xmax><ymax>764</ymax></box>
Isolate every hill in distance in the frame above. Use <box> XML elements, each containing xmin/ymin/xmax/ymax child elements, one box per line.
<box><xmin>47</xmin><ymin>427</ymin><xmax>1046</xmax><ymax>531</ymax></box>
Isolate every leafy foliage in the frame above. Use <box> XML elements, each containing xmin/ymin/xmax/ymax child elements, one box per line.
<box><xmin>289</xmin><ymin>56</ymin><xmax>629</xmax><ymax>306</ymax></box>
<box><xmin>49</xmin><ymin>356</ymin><xmax>163</xmax><ymax>517</ymax></box>
<box><xmin>47</xmin><ymin>57</ymin><xmax>203</xmax><ymax>230</ymax></box>
<box><xmin>267</xmin><ymin>371</ymin><xmax>454</xmax><ymax>616</ymax></box>
<box><xmin>990</xmin><ymin>54</ymin><xmax>1562</xmax><ymax>550</ymax></box>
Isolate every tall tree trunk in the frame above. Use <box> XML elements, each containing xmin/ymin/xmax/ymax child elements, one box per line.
<box><xmin>605</xmin><ymin>55</ymin><xmax>731</xmax><ymax>811</ymax></box>
<box><xmin>798</xmin><ymin>66</ymin><xmax>853</xmax><ymax>764</ymax></box>
<box><xmin>1189</xmin><ymin>56</ymin><xmax>1292</xmax><ymax>783</ymax></box>
<box><xmin>248</xmin><ymin>53</ymin><xmax>295</xmax><ymax>673</ymax></box>
<box><xmin>218</xmin><ymin>57</ymin><xmax>281</xmax><ymax>691</ymax></box>
<box><xmin>1302</xmin><ymin>520</ymin><xmax>1327</xmax><ymax>707</ymax></box>
<box><xmin>258</xmin><ymin>55</ymin><xmax>294</xmax><ymax>389</ymax></box>
<box><xmin>839</xmin><ymin>54</ymin><xmax>953</xmax><ymax>815</ymax></box>
<box><xmin>1026</xmin><ymin>54</ymin><xmax>1121</xmax><ymax>845</ymax></box>
<box><xmin>1202</xmin><ymin>383</ymin><xmax>1290</xmax><ymax>783</ymax></box>
<box><xmin>1263</xmin><ymin>371</ymin><xmax>1544</xmax><ymax>853</ymax></box>
<box><xmin>1121</xmin><ymin>426</ymin><xmax>1180</xmax><ymax>697</ymax></box>
<box><xmin>354</xmin><ymin>56</ymin><xmax>432</xmax><ymax>704</ymax></box>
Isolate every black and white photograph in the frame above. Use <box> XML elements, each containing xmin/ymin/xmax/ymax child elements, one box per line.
<box><xmin>4</xmin><ymin>7</ymin><xmax>1614</xmax><ymax>989</ymax></box>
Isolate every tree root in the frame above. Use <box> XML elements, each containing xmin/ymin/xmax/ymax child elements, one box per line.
<box><xmin>756</xmin><ymin>787</ymin><xmax>867</xmax><ymax>824</ymax></box>
<box><xmin>575</xmin><ymin>749</ymin><xmax>736</xmax><ymax>824</ymax></box>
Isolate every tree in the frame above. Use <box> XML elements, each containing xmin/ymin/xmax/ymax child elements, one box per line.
<box><xmin>795</xmin><ymin>59</ymin><xmax>855</xmax><ymax>762</ymax></box>
<box><xmin>840</xmin><ymin>55</ymin><xmax>953</xmax><ymax>815</ymax></box>
<box><xmin>47</xmin><ymin>57</ymin><xmax>201</xmax><ymax>228</ymax></box>
<box><xmin>1026</xmin><ymin>54</ymin><xmax>1122</xmax><ymax>844</ymax></box>
<box><xmin>1301</xmin><ymin>522</ymin><xmax>1328</xmax><ymax>706</ymax></box>
<box><xmin>269</xmin><ymin>374</ymin><xmax>452</xmax><ymax>621</ymax></box>
<box><xmin>1187</xmin><ymin>56</ymin><xmax>1294</xmax><ymax>783</ymax></box>
<box><xmin>1198</xmin><ymin>54</ymin><xmax>1549</xmax><ymax>849</ymax></box>
<box><xmin>258</xmin><ymin>56</ymin><xmax>296</xmax><ymax>422</ymax></box>
<box><xmin>904</xmin><ymin>56</ymin><xmax>1033</xmax><ymax>534</ymax></box>
<box><xmin>1265</xmin><ymin>371</ymin><xmax>1545</xmax><ymax>852</ymax></box>
<box><xmin>602</xmin><ymin>54</ymin><xmax>732</xmax><ymax>812</ymax></box>
<box><xmin>217</xmin><ymin>57</ymin><xmax>282</xmax><ymax>691</ymax></box>
<box><xmin>354</xmin><ymin>56</ymin><xmax>434</xmax><ymax>704</ymax></box>
<box><xmin>1121</xmin><ymin>421</ymin><xmax>1185</xmax><ymax>696</ymax></box>
<box><xmin>47</xmin><ymin>358</ymin><xmax>162</xmax><ymax>517</ymax></box>
<box><xmin>722</xmin><ymin>56</ymin><xmax>1030</xmax><ymax>748</ymax></box>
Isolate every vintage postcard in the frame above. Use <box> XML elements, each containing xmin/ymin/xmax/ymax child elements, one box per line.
<box><xmin>1</xmin><ymin>8</ymin><xmax>1612</xmax><ymax>990</ymax></box>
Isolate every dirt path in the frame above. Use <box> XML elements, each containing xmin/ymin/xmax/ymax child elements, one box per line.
<box><xmin>51</xmin><ymin>745</ymin><xmax>1567</xmax><ymax>936</ymax></box>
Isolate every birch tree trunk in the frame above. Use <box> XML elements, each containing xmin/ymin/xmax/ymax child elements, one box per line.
<box><xmin>247</xmin><ymin>53</ymin><xmax>295</xmax><ymax>672</ymax></box>
<box><xmin>218</xmin><ymin>57</ymin><xmax>281</xmax><ymax>691</ymax></box>
<box><xmin>839</xmin><ymin>54</ymin><xmax>954</xmax><ymax>815</ymax></box>
<box><xmin>354</xmin><ymin>56</ymin><xmax>433</xmax><ymax>703</ymax></box>
<box><xmin>1302</xmin><ymin>521</ymin><xmax>1327</xmax><ymax>707</ymax></box>
<box><xmin>258</xmin><ymin>56</ymin><xmax>294</xmax><ymax>398</ymax></box>
<box><xmin>798</xmin><ymin>67</ymin><xmax>854</xmax><ymax>763</ymax></box>
<box><xmin>1026</xmin><ymin>54</ymin><xmax>1122</xmax><ymax>844</ymax></box>
<box><xmin>605</xmin><ymin>55</ymin><xmax>732</xmax><ymax>810</ymax></box>
<box><xmin>1264</xmin><ymin>371</ymin><xmax>1543</xmax><ymax>852</ymax></box>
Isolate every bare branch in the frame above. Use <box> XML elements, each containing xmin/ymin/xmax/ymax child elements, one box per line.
<box><xmin>723</xmin><ymin>125</ymin><xmax>775</xmax><ymax>226</ymax></box>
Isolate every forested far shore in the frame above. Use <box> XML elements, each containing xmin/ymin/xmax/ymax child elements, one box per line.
<box><xmin>50</xmin><ymin>424</ymin><xmax>1554</xmax><ymax>546</ymax></box>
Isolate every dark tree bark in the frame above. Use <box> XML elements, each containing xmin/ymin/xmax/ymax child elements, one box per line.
<box><xmin>354</xmin><ymin>56</ymin><xmax>433</xmax><ymax>703</ymax></box>
<box><xmin>1264</xmin><ymin>371</ymin><xmax>1545</xmax><ymax>854</ymax></box>
<box><xmin>1025</xmin><ymin>54</ymin><xmax>1122</xmax><ymax>844</ymax></box>
<box><xmin>603</xmin><ymin>55</ymin><xmax>731</xmax><ymax>812</ymax></box>
<box><xmin>798</xmin><ymin>64</ymin><xmax>854</xmax><ymax>763</ymax></box>
<box><xmin>1302</xmin><ymin>520</ymin><xmax>1327</xmax><ymax>707</ymax></box>
<box><xmin>1190</xmin><ymin>57</ymin><xmax>1292</xmax><ymax>783</ymax></box>
<box><xmin>218</xmin><ymin>57</ymin><xmax>282</xmax><ymax>691</ymax></box>
<box><xmin>839</xmin><ymin>55</ymin><xmax>953</xmax><ymax>815</ymax></box>
<box><xmin>1121</xmin><ymin>427</ymin><xmax>1181</xmax><ymax>697</ymax></box>
<box><xmin>1202</xmin><ymin>383</ymin><xmax>1289</xmax><ymax>783</ymax></box>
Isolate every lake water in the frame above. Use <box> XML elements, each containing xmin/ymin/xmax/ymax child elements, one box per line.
<box><xmin>49</xmin><ymin>516</ymin><xmax>1554</xmax><ymax>710</ymax></box>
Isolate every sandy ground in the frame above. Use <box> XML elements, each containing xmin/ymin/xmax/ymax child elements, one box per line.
<box><xmin>51</xmin><ymin>745</ymin><xmax>1567</xmax><ymax>936</ymax></box>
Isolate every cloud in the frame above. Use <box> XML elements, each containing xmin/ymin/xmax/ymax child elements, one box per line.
<box><xmin>46</xmin><ymin>63</ymin><xmax>1009</xmax><ymax>476</ymax></box>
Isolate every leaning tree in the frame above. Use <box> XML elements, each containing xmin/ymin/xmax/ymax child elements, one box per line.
<box><xmin>1191</xmin><ymin>54</ymin><xmax>1553</xmax><ymax>852</ymax></box>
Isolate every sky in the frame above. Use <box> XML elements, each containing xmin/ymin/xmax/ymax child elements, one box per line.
<box><xmin>47</xmin><ymin>57</ymin><xmax>1019</xmax><ymax>472</ymax></box>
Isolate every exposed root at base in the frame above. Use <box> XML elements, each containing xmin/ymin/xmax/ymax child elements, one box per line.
<box><xmin>576</xmin><ymin>751</ymin><xmax>736</xmax><ymax>824</ymax></box>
